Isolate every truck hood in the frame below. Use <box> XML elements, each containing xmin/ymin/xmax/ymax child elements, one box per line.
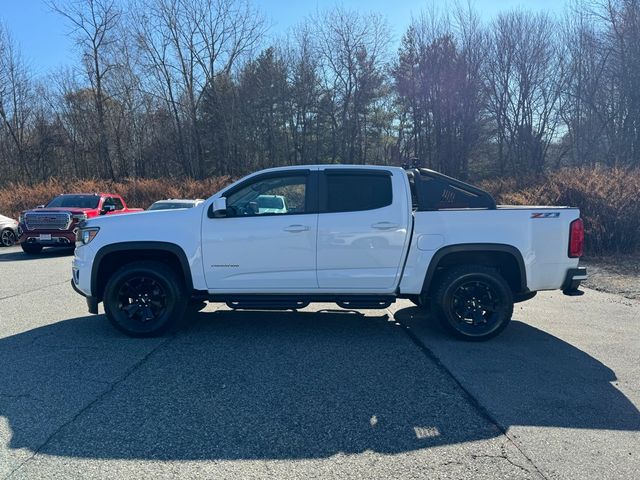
<box><xmin>85</xmin><ymin>205</ymin><xmax>201</xmax><ymax>230</ymax></box>
<box><xmin>23</xmin><ymin>207</ymin><xmax>99</xmax><ymax>215</ymax></box>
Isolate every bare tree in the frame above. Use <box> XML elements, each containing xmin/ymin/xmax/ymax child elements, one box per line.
<box><xmin>50</xmin><ymin>0</ymin><xmax>122</xmax><ymax>180</ymax></box>
<box><xmin>133</xmin><ymin>0</ymin><xmax>266</xmax><ymax>178</ymax></box>
<box><xmin>49</xmin><ymin>68</ymin><xmax>90</xmax><ymax>178</ymax></box>
<box><xmin>0</xmin><ymin>24</ymin><xmax>34</xmax><ymax>181</ymax></box>
<box><xmin>485</xmin><ymin>11</ymin><xmax>565</xmax><ymax>175</ymax></box>
<box><xmin>280</xmin><ymin>26</ymin><xmax>323</xmax><ymax>165</ymax></box>
<box><xmin>393</xmin><ymin>5</ymin><xmax>487</xmax><ymax>177</ymax></box>
<box><xmin>560</xmin><ymin>2</ymin><xmax>607</xmax><ymax>167</ymax></box>
<box><xmin>570</xmin><ymin>0</ymin><xmax>640</xmax><ymax>166</ymax></box>
<box><xmin>313</xmin><ymin>8</ymin><xmax>391</xmax><ymax>164</ymax></box>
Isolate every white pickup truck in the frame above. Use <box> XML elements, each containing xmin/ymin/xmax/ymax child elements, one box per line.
<box><xmin>71</xmin><ymin>165</ymin><xmax>586</xmax><ymax>340</ymax></box>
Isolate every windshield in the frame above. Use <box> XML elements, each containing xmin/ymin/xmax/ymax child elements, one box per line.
<box><xmin>148</xmin><ymin>201</ymin><xmax>194</xmax><ymax>211</ymax></box>
<box><xmin>46</xmin><ymin>195</ymin><xmax>100</xmax><ymax>209</ymax></box>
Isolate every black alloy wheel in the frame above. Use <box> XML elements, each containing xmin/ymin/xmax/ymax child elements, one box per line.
<box><xmin>117</xmin><ymin>276</ymin><xmax>168</xmax><ymax>324</ymax></box>
<box><xmin>103</xmin><ymin>261</ymin><xmax>186</xmax><ymax>337</ymax></box>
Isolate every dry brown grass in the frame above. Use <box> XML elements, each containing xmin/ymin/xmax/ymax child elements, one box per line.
<box><xmin>1</xmin><ymin>168</ymin><xmax>636</xmax><ymax>255</ymax></box>
<box><xmin>0</xmin><ymin>176</ymin><xmax>233</xmax><ymax>220</ymax></box>
<box><xmin>480</xmin><ymin>168</ymin><xmax>640</xmax><ymax>255</ymax></box>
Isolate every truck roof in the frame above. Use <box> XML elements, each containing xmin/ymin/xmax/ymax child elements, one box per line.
<box><xmin>54</xmin><ymin>193</ymin><xmax>120</xmax><ymax>197</ymax></box>
<box><xmin>254</xmin><ymin>164</ymin><xmax>404</xmax><ymax>173</ymax></box>
<box><xmin>154</xmin><ymin>199</ymin><xmax>203</xmax><ymax>203</ymax></box>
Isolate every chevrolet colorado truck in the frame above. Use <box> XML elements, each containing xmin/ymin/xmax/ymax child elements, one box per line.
<box><xmin>19</xmin><ymin>193</ymin><xmax>142</xmax><ymax>254</ymax></box>
<box><xmin>72</xmin><ymin>165</ymin><xmax>586</xmax><ymax>340</ymax></box>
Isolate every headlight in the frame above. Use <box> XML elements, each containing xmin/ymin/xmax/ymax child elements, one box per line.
<box><xmin>18</xmin><ymin>213</ymin><xmax>24</xmax><ymax>223</ymax></box>
<box><xmin>76</xmin><ymin>227</ymin><xmax>100</xmax><ymax>247</ymax></box>
<box><xmin>72</xmin><ymin>213</ymin><xmax>87</xmax><ymax>221</ymax></box>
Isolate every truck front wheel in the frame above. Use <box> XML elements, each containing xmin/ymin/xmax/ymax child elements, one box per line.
<box><xmin>433</xmin><ymin>265</ymin><xmax>513</xmax><ymax>341</ymax></box>
<box><xmin>103</xmin><ymin>261</ymin><xmax>187</xmax><ymax>337</ymax></box>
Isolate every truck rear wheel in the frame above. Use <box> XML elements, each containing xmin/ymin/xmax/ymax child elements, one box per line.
<box><xmin>21</xmin><ymin>243</ymin><xmax>43</xmax><ymax>254</ymax></box>
<box><xmin>433</xmin><ymin>265</ymin><xmax>513</xmax><ymax>341</ymax></box>
<box><xmin>103</xmin><ymin>261</ymin><xmax>187</xmax><ymax>337</ymax></box>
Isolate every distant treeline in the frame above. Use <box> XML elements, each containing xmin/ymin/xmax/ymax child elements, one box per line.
<box><xmin>1</xmin><ymin>0</ymin><xmax>639</xmax><ymax>184</ymax></box>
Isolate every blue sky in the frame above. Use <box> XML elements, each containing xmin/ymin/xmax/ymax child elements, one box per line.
<box><xmin>1</xmin><ymin>0</ymin><xmax>566</xmax><ymax>75</ymax></box>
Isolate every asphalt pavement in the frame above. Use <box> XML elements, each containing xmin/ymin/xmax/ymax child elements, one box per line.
<box><xmin>0</xmin><ymin>245</ymin><xmax>638</xmax><ymax>479</ymax></box>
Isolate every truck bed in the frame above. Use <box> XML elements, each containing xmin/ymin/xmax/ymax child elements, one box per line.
<box><xmin>399</xmin><ymin>206</ymin><xmax>581</xmax><ymax>294</ymax></box>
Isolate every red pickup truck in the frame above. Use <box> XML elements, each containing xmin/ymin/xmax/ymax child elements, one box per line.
<box><xmin>18</xmin><ymin>193</ymin><xmax>142</xmax><ymax>254</ymax></box>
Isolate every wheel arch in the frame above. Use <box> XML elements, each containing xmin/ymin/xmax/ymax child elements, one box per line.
<box><xmin>421</xmin><ymin>243</ymin><xmax>527</xmax><ymax>296</ymax></box>
<box><xmin>92</xmin><ymin>242</ymin><xmax>193</xmax><ymax>301</ymax></box>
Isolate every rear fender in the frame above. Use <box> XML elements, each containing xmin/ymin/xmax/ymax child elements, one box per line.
<box><xmin>421</xmin><ymin>243</ymin><xmax>528</xmax><ymax>295</ymax></box>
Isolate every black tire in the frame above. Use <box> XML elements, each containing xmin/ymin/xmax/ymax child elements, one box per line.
<box><xmin>103</xmin><ymin>261</ymin><xmax>187</xmax><ymax>337</ymax></box>
<box><xmin>21</xmin><ymin>243</ymin><xmax>43</xmax><ymax>254</ymax></box>
<box><xmin>1</xmin><ymin>228</ymin><xmax>17</xmax><ymax>247</ymax></box>
<box><xmin>433</xmin><ymin>265</ymin><xmax>513</xmax><ymax>341</ymax></box>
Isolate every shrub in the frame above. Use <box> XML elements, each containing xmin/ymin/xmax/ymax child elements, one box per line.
<box><xmin>481</xmin><ymin>168</ymin><xmax>640</xmax><ymax>255</ymax></box>
<box><xmin>0</xmin><ymin>176</ymin><xmax>233</xmax><ymax>220</ymax></box>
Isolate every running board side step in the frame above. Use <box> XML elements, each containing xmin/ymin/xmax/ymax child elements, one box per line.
<box><xmin>226</xmin><ymin>300</ymin><xmax>310</xmax><ymax>311</ymax></box>
<box><xmin>336</xmin><ymin>300</ymin><xmax>393</xmax><ymax>309</ymax></box>
<box><xmin>210</xmin><ymin>294</ymin><xmax>397</xmax><ymax>311</ymax></box>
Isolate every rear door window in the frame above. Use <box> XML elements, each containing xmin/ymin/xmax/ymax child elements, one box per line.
<box><xmin>323</xmin><ymin>173</ymin><xmax>392</xmax><ymax>213</ymax></box>
<box><xmin>111</xmin><ymin>197</ymin><xmax>124</xmax><ymax>210</ymax></box>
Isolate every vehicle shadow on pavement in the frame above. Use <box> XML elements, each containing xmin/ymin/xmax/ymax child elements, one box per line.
<box><xmin>0</xmin><ymin>247</ymin><xmax>74</xmax><ymax>262</ymax></box>
<box><xmin>0</xmin><ymin>309</ymin><xmax>638</xmax><ymax>461</ymax></box>
<box><xmin>394</xmin><ymin>306</ymin><xmax>640</xmax><ymax>433</ymax></box>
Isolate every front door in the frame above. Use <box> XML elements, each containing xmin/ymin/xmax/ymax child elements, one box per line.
<box><xmin>202</xmin><ymin>170</ymin><xmax>318</xmax><ymax>292</ymax></box>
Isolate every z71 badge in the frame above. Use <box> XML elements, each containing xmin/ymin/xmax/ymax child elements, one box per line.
<box><xmin>531</xmin><ymin>212</ymin><xmax>560</xmax><ymax>218</ymax></box>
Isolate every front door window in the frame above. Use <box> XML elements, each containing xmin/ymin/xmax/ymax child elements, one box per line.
<box><xmin>225</xmin><ymin>176</ymin><xmax>307</xmax><ymax>217</ymax></box>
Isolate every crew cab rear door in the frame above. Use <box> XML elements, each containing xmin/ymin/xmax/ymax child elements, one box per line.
<box><xmin>202</xmin><ymin>169</ymin><xmax>319</xmax><ymax>291</ymax></box>
<box><xmin>316</xmin><ymin>168</ymin><xmax>411</xmax><ymax>291</ymax></box>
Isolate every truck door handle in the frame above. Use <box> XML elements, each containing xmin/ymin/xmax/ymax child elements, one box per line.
<box><xmin>283</xmin><ymin>224</ymin><xmax>310</xmax><ymax>233</ymax></box>
<box><xmin>371</xmin><ymin>222</ymin><xmax>399</xmax><ymax>230</ymax></box>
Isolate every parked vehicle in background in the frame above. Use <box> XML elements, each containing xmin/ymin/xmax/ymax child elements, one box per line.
<box><xmin>0</xmin><ymin>214</ymin><xmax>20</xmax><ymax>247</ymax></box>
<box><xmin>147</xmin><ymin>199</ymin><xmax>204</xmax><ymax>211</ymax></box>
<box><xmin>18</xmin><ymin>193</ymin><xmax>143</xmax><ymax>254</ymax></box>
<box><xmin>72</xmin><ymin>165</ymin><xmax>587</xmax><ymax>341</ymax></box>
<box><xmin>256</xmin><ymin>195</ymin><xmax>287</xmax><ymax>214</ymax></box>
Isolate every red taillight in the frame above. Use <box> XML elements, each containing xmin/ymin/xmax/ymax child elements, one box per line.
<box><xmin>569</xmin><ymin>218</ymin><xmax>584</xmax><ymax>258</ymax></box>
